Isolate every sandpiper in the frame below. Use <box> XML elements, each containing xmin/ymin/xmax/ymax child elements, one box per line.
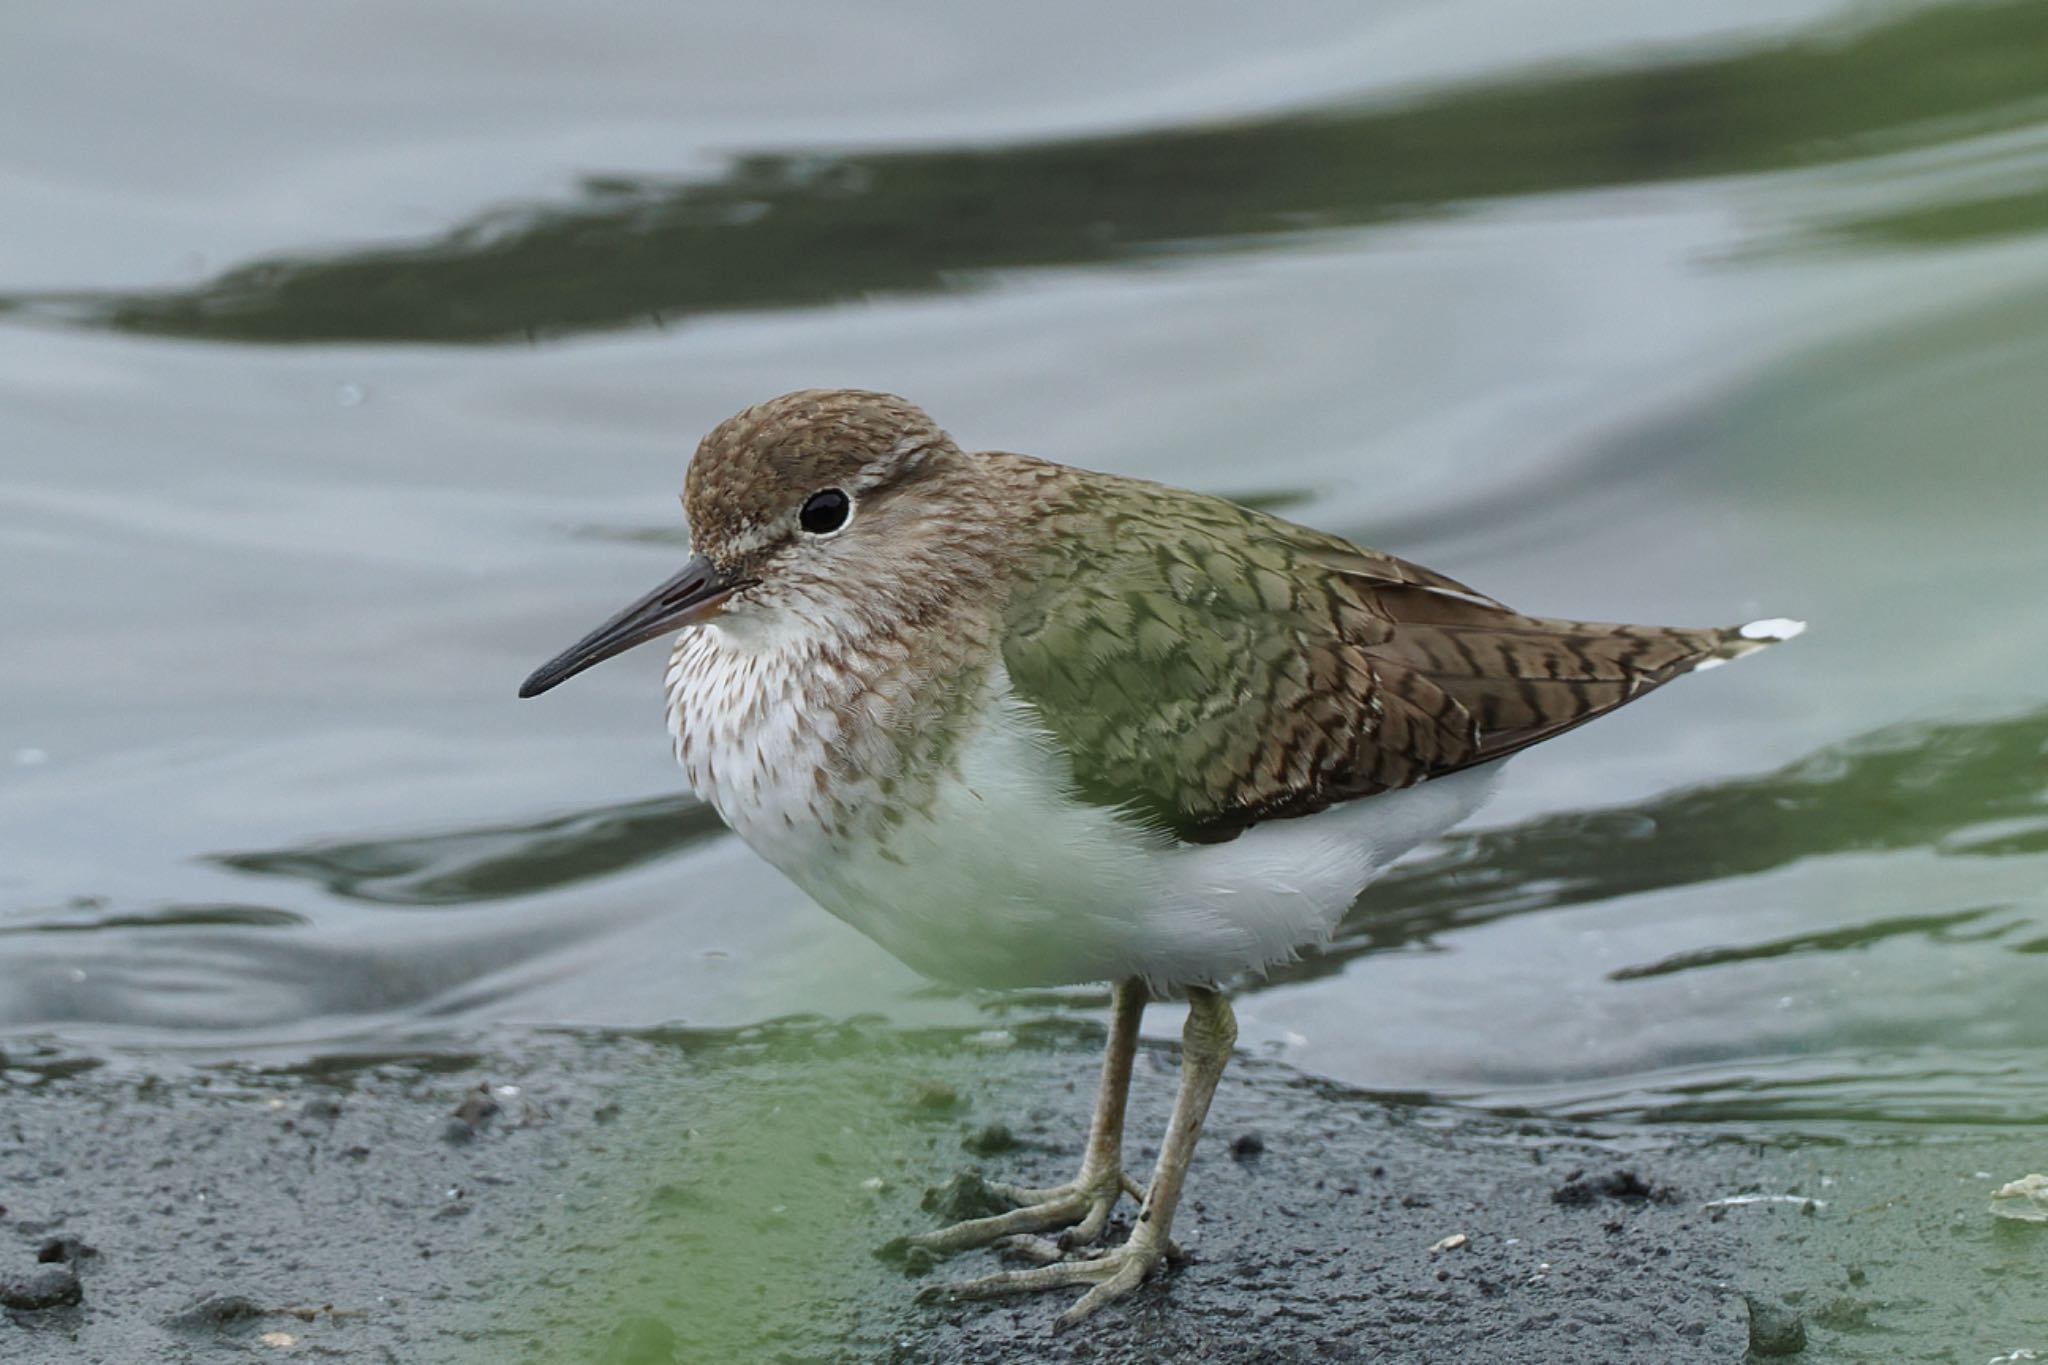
<box><xmin>519</xmin><ymin>389</ymin><xmax>1802</xmax><ymax>1328</ymax></box>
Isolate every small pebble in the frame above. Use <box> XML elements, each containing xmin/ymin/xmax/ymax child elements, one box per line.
<box><xmin>1553</xmin><ymin>1168</ymin><xmax>1671</xmax><ymax>1206</ymax></box>
<box><xmin>1991</xmin><ymin>1173</ymin><xmax>2048</xmax><ymax>1223</ymax></box>
<box><xmin>450</xmin><ymin>1086</ymin><xmax>501</xmax><ymax>1127</ymax></box>
<box><xmin>1744</xmin><ymin>1293</ymin><xmax>1807</xmax><ymax>1356</ymax></box>
<box><xmin>1230</xmin><ymin>1132</ymin><xmax>1265</xmax><ymax>1160</ymax></box>
<box><xmin>167</xmin><ymin>1293</ymin><xmax>270</xmax><ymax>1332</ymax></box>
<box><xmin>920</xmin><ymin>1171</ymin><xmax>1008</xmax><ymax>1223</ymax></box>
<box><xmin>873</xmin><ymin>1236</ymin><xmax>941</xmax><ymax>1276</ymax></box>
<box><xmin>0</xmin><ymin>1264</ymin><xmax>82</xmax><ymax>1310</ymax></box>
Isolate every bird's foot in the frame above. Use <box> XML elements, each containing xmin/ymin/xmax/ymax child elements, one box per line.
<box><xmin>917</xmin><ymin>1227</ymin><xmax>1170</xmax><ymax>1330</ymax></box>
<box><xmin>901</xmin><ymin>1166</ymin><xmax>1142</xmax><ymax>1258</ymax></box>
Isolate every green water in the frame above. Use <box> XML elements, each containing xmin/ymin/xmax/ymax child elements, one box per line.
<box><xmin>4</xmin><ymin>0</ymin><xmax>2046</xmax><ymax>1135</ymax></box>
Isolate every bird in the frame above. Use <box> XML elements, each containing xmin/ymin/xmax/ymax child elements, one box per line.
<box><xmin>517</xmin><ymin>388</ymin><xmax>1802</xmax><ymax>1329</ymax></box>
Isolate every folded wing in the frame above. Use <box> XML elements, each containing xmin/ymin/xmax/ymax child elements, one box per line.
<box><xmin>1001</xmin><ymin>471</ymin><xmax>1795</xmax><ymax>844</ymax></box>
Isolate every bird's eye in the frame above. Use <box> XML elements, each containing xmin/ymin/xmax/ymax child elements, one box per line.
<box><xmin>799</xmin><ymin>488</ymin><xmax>851</xmax><ymax>535</ymax></box>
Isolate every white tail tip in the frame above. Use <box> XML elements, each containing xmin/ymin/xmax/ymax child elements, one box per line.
<box><xmin>1738</xmin><ymin>617</ymin><xmax>1807</xmax><ymax>642</ymax></box>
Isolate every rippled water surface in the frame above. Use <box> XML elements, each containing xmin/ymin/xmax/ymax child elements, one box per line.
<box><xmin>4</xmin><ymin>0</ymin><xmax>2047</xmax><ymax>1129</ymax></box>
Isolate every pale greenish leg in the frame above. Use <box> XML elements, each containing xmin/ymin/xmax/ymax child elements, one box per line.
<box><xmin>925</xmin><ymin>987</ymin><xmax>1238</xmax><ymax>1331</ymax></box>
<box><xmin>909</xmin><ymin>977</ymin><xmax>1147</xmax><ymax>1256</ymax></box>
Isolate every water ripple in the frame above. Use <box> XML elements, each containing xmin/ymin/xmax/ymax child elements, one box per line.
<box><xmin>7</xmin><ymin>0</ymin><xmax>2046</xmax><ymax>344</ymax></box>
<box><xmin>212</xmin><ymin>794</ymin><xmax>726</xmax><ymax>905</ymax></box>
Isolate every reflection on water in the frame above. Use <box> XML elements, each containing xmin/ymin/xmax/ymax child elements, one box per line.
<box><xmin>7</xmin><ymin>0</ymin><xmax>2048</xmax><ymax>344</ymax></box>
<box><xmin>0</xmin><ymin>901</ymin><xmax>305</xmax><ymax>935</ymax></box>
<box><xmin>215</xmin><ymin>794</ymin><xmax>724</xmax><ymax>905</ymax></box>
<box><xmin>1479</xmin><ymin>1049</ymin><xmax>2048</xmax><ymax>1129</ymax></box>
<box><xmin>1607</xmin><ymin>906</ymin><xmax>2006</xmax><ymax>982</ymax></box>
<box><xmin>1294</xmin><ymin>706</ymin><xmax>2048</xmax><ymax>976</ymax></box>
<box><xmin>0</xmin><ymin>912</ymin><xmax>593</xmax><ymax>1038</ymax></box>
<box><xmin>1837</xmin><ymin>181</ymin><xmax>2048</xmax><ymax>251</ymax></box>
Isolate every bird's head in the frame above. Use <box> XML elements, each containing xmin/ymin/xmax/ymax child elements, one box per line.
<box><xmin>519</xmin><ymin>389</ymin><xmax>976</xmax><ymax>698</ymax></box>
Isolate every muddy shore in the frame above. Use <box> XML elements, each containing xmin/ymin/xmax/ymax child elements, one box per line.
<box><xmin>2</xmin><ymin>1019</ymin><xmax>2040</xmax><ymax>1362</ymax></box>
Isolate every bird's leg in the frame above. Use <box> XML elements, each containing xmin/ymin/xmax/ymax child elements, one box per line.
<box><xmin>908</xmin><ymin>977</ymin><xmax>1147</xmax><ymax>1257</ymax></box>
<box><xmin>925</xmin><ymin>987</ymin><xmax>1237</xmax><ymax>1330</ymax></box>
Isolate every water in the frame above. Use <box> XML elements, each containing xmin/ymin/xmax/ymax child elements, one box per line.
<box><xmin>3</xmin><ymin>0</ymin><xmax>2046</xmax><ymax>1131</ymax></box>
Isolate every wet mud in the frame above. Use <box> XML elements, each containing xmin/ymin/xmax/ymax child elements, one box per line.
<box><xmin>2</xmin><ymin>1021</ymin><xmax>2039</xmax><ymax>1362</ymax></box>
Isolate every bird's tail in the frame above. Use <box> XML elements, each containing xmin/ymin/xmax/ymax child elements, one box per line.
<box><xmin>1687</xmin><ymin>617</ymin><xmax>1809</xmax><ymax>673</ymax></box>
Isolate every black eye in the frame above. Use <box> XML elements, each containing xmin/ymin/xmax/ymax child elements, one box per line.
<box><xmin>799</xmin><ymin>488</ymin><xmax>851</xmax><ymax>535</ymax></box>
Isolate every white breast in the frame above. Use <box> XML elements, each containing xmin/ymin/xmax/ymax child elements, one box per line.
<box><xmin>670</xmin><ymin>627</ymin><xmax>1498</xmax><ymax>991</ymax></box>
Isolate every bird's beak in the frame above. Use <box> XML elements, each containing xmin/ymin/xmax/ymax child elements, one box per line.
<box><xmin>518</xmin><ymin>553</ymin><xmax>746</xmax><ymax>698</ymax></box>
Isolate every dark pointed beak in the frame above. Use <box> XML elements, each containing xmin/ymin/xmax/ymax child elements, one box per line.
<box><xmin>519</xmin><ymin>554</ymin><xmax>747</xmax><ymax>698</ymax></box>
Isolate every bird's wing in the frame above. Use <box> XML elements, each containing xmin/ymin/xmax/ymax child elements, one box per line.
<box><xmin>1000</xmin><ymin>471</ymin><xmax>1769</xmax><ymax>844</ymax></box>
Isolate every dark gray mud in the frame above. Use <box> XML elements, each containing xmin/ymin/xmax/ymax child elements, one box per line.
<box><xmin>1</xmin><ymin>1021</ymin><xmax>2040</xmax><ymax>1363</ymax></box>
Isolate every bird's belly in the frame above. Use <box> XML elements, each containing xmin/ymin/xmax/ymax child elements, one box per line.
<box><xmin>721</xmin><ymin>693</ymin><xmax>1501</xmax><ymax>991</ymax></box>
